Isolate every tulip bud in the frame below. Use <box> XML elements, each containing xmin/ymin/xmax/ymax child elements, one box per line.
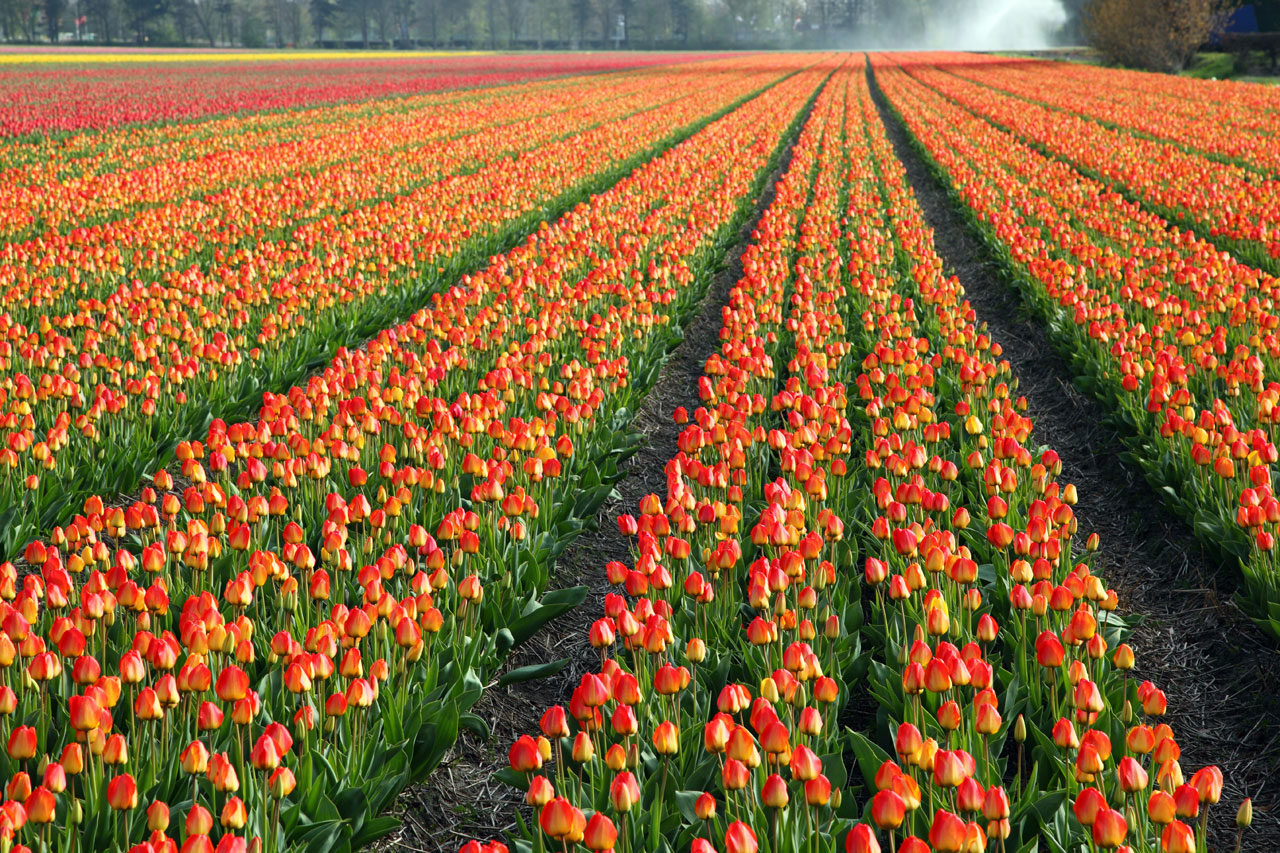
<box><xmin>761</xmin><ymin>774</ymin><xmax>789</xmax><ymax>809</ymax></box>
<box><xmin>583</xmin><ymin>812</ymin><xmax>617</xmax><ymax>852</ymax></box>
<box><xmin>186</xmin><ymin>803</ymin><xmax>214</xmax><ymax>837</ymax></box>
<box><xmin>562</xmin><ymin>731</ymin><xmax>590</xmax><ymax>764</ymax></box>
<box><xmin>653</xmin><ymin>721</ymin><xmax>679</xmax><ymax>756</ymax></box>
<box><xmin>610</xmin><ymin>771</ymin><xmax>641</xmax><ymax>813</ymax></box>
<box><xmin>724</xmin><ymin>820</ymin><xmax>759</xmax><ymax>853</ymax></box>
<box><xmin>539</xmin><ymin>797</ymin><xmax>582</xmax><ymax>842</ymax></box>
<box><xmin>872</xmin><ymin>789</ymin><xmax>906</xmax><ymax>829</ymax></box>
<box><xmin>1238</xmin><ymin>798</ymin><xmax>1253</xmax><ymax>828</ymax></box>
<box><xmin>147</xmin><ymin>801</ymin><xmax>170</xmax><ymax>832</ymax></box>
<box><xmin>695</xmin><ymin>792</ymin><xmax>717</xmax><ymax>820</ymax></box>
<box><xmin>845</xmin><ymin>825</ymin><xmax>880</xmax><ymax>853</ymax></box>
<box><xmin>107</xmin><ymin>773</ymin><xmax>138</xmax><ymax>810</ymax></box>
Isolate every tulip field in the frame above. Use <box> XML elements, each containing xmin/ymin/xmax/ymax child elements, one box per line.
<box><xmin>0</xmin><ymin>47</ymin><xmax>1274</xmax><ymax>853</ymax></box>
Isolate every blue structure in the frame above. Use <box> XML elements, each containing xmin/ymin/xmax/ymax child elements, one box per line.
<box><xmin>1225</xmin><ymin>4</ymin><xmax>1261</xmax><ymax>35</ymax></box>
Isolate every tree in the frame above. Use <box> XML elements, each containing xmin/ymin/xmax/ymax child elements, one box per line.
<box><xmin>390</xmin><ymin>0</ymin><xmax>410</xmax><ymax>44</ymax></box>
<box><xmin>570</xmin><ymin>0</ymin><xmax>587</xmax><ymax>44</ymax></box>
<box><xmin>1259</xmin><ymin>0</ymin><xmax>1280</xmax><ymax>30</ymax></box>
<box><xmin>82</xmin><ymin>0</ymin><xmax>115</xmax><ymax>41</ymax></box>
<box><xmin>124</xmin><ymin>0</ymin><xmax>169</xmax><ymax>41</ymax></box>
<box><xmin>180</xmin><ymin>0</ymin><xmax>218</xmax><ymax>43</ymax></box>
<box><xmin>500</xmin><ymin>0</ymin><xmax>519</xmax><ymax>44</ymax></box>
<box><xmin>1083</xmin><ymin>0</ymin><xmax>1232</xmax><ymax>71</ymax></box>
<box><xmin>45</xmin><ymin>0</ymin><xmax>62</xmax><ymax>39</ymax></box>
<box><xmin>415</xmin><ymin>0</ymin><xmax>438</xmax><ymax>42</ymax></box>
<box><xmin>309</xmin><ymin>0</ymin><xmax>333</xmax><ymax>38</ymax></box>
<box><xmin>340</xmin><ymin>0</ymin><xmax>369</xmax><ymax>45</ymax></box>
<box><xmin>0</xmin><ymin>0</ymin><xmax>39</xmax><ymax>39</ymax></box>
<box><xmin>666</xmin><ymin>0</ymin><xmax>687</xmax><ymax>42</ymax></box>
<box><xmin>615</xmin><ymin>0</ymin><xmax>630</xmax><ymax>44</ymax></box>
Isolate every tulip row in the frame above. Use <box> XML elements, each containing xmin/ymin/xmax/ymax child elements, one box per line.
<box><xmin>930</xmin><ymin>54</ymin><xmax>1280</xmax><ymax>177</ymax></box>
<box><xmin>0</xmin><ymin>60</ymin><xmax>757</xmax><ymax>319</ymax></box>
<box><xmin>851</xmin><ymin>66</ymin><xmax>1236</xmax><ymax>853</ymax></box>
<box><xmin>464</xmin><ymin>61</ymin><xmax>1240</xmax><ymax>853</ymax></box>
<box><xmin>467</xmin><ymin>61</ymin><xmax>859</xmax><ymax>853</ymax></box>
<box><xmin>885</xmin><ymin>54</ymin><xmax>1280</xmax><ymax>271</ymax></box>
<box><xmin>0</xmin><ymin>66</ymin><xmax>700</xmax><ymax>239</ymax></box>
<box><xmin>0</xmin><ymin>57</ymin><xmax>833</xmax><ymax>853</ymax></box>
<box><xmin>0</xmin><ymin>53</ymin><xmax>709</xmax><ymax>139</ymax></box>
<box><xmin>4</xmin><ymin>59</ymin><xmax>766</xmax><ymax>317</ymax></box>
<box><xmin>871</xmin><ymin>53</ymin><xmax>1280</xmax><ymax>639</ymax></box>
<box><xmin>0</xmin><ymin>55</ymin><xmax>801</xmax><ymax>560</ymax></box>
<box><xmin>0</xmin><ymin>69</ymin><xmax>651</xmax><ymax>193</ymax></box>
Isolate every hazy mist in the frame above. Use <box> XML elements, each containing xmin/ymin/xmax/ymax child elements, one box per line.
<box><xmin>848</xmin><ymin>0</ymin><xmax>1071</xmax><ymax>51</ymax></box>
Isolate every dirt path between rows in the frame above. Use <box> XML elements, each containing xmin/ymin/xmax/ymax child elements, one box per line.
<box><xmin>868</xmin><ymin>66</ymin><xmax>1280</xmax><ymax>850</ymax></box>
<box><xmin>374</xmin><ymin>101</ymin><xmax>813</xmax><ymax>853</ymax></box>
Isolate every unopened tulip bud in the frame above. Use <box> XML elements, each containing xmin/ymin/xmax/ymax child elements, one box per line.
<box><xmin>147</xmin><ymin>801</ymin><xmax>170</xmax><ymax>832</ymax></box>
<box><xmin>97</xmin><ymin>774</ymin><xmax>134</xmax><ymax>817</ymax></box>
<box><xmin>872</xmin><ymin>789</ymin><xmax>906</xmax><ymax>829</ymax></box>
<box><xmin>1237</xmin><ymin>798</ymin><xmax>1252</xmax><ymax>828</ymax></box>
<box><xmin>761</xmin><ymin>774</ymin><xmax>789</xmax><ymax>809</ymax></box>
<box><xmin>610</xmin><ymin>771</ymin><xmax>641</xmax><ymax>813</ymax></box>
<box><xmin>1013</xmin><ymin>715</ymin><xmax>1026</xmax><ymax>744</ymax></box>
<box><xmin>526</xmin><ymin>775</ymin><xmax>554</xmax><ymax>807</ymax></box>
<box><xmin>571</xmin><ymin>730</ymin><xmax>595</xmax><ymax>765</ymax></box>
<box><xmin>269</xmin><ymin>767</ymin><xmax>296</xmax><ymax>799</ymax></box>
<box><xmin>695</xmin><ymin>792</ymin><xmax>717</xmax><ymax>821</ymax></box>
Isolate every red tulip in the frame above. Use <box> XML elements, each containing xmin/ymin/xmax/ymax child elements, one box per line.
<box><xmin>7</xmin><ymin>725</ymin><xmax>36</xmax><ymax>760</ymax></box>
<box><xmin>24</xmin><ymin>787</ymin><xmax>56</xmax><ymax>824</ymax></box>
<box><xmin>509</xmin><ymin>735</ymin><xmax>543</xmax><ymax>773</ymax></box>
<box><xmin>724</xmin><ymin>821</ymin><xmax>758</xmax><ymax>853</ymax></box>
<box><xmin>845</xmin><ymin>825</ymin><xmax>881</xmax><ymax>853</ymax></box>
<box><xmin>538</xmin><ymin>797</ymin><xmax>582</xmax><ymax>841</ymax></box>
<box><xmin>1093</xmin><ymin>808</ymin><xmax>1128</xmax><ymax>848</ymax></box>
<box><xmin>107</xmin><ymin>774</ymin><xmax>138</xmax><ymax>811</ymax></box>
<box><xmin>1161</xmin><ymin>821</ymin><xmax>1196</xmax><ymax>853</ymax></box>
<box><xmin>928</xmin><ymin>809</ymin><xmax>966</xmax><ymax>852</ymax></box>
<box><xmin>871</xmin><ymin>789</ymin><xmax>905</xmax><ymax>830</ymax></box>
<box><xmin>583</xmin><ymin>813</ymin><xmax>617</xmax><ymax>851</ymax></box>
<box><xmin>610</xmin><ymin>771</ymin><xmax>641</xmax><ymax>812</ymax></box>
<box><xmin>761</xmin><ymin>774</ymin><xmax>789</xmax><ymax>809</ymax></box>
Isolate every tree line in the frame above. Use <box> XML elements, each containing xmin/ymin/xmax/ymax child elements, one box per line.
<box><xmin>0</xmin><ymin>0</ymin><xmax>1092</xmax><ymax>50</ymax></box>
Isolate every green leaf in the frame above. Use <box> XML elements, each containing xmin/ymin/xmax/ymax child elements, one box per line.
<box><xmin>351</xmin><ymin>815</ymin><xmax>402</xmax><ymax>847</ymax></box>
<box><xmin>846</xmin><ymin>730</ymin><xmax>892</xmax><ymax>789</ymax></box>
<box><xmin>411</xmin><ymin>702</ymin><xmax>460</xmax><ymax>778</ymax></box>
<box><xmin>508</xmin><ymin>586</ymin><xmax>589</xmax><ymax>647</ymax></box>
<box><xmin>496</xmin><ymin>767</ymin><xmax>532</xmax><ymax>792</ymax></box>
<box><xmin>674</xmin><ymin>790</ymin><xmax>707</xmax><ymax>824</ymax></box>
<box><xmin>820</xmin><ymin>751</ymin><xmax>849</xmax><ymax>791</ymax></box>
<box><xmin>334</xmin><ymin>787</ymin><xmax>369</xmax><ymax>822</ymax></box>
<box><xmin>459</xmin><ymin>711</ymin><xmax>491</xmax><ymax>740</ymax></box>
<box><xmin>497</xmin><ymin>658</ymin><xmax>570</xmax><ymax>687</ymax></box>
